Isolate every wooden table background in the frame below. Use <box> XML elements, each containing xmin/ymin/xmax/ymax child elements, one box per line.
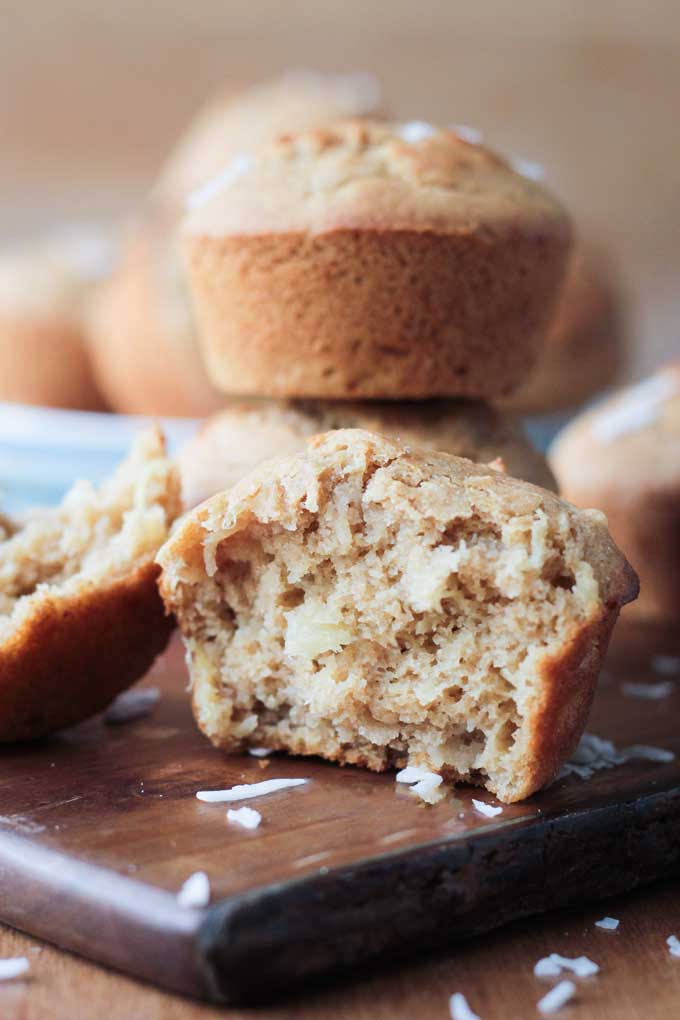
<box><xmin>1</xmin><ymin>1</ymin><xmax>679</xmax><ymax>1016</ymax></box>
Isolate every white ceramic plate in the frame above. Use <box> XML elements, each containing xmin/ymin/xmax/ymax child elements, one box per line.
<box><xmin>0</xmin><ymin>402</ymin><xmax>199</xmax><ymax>512</ymax></box>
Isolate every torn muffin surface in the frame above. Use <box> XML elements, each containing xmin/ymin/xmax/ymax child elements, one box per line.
<box><xmin>0</xmin><ymin>428</ymin><xmax>181</xmax><ymax>740</ymax></box>
<box><xmin>158</xmin><ymin>429</ymin><xmax>636</xmax><ymax>802</ymax></box>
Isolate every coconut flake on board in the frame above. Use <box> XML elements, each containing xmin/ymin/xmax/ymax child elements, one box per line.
<box><xmin>227</xmin><ymin>806</ymin><xmax>262</xmax><ymax>830</ymax></box>
<box><xmin>395</xmin><ymin>766</ymin><xmax>446</xmax><ymax>804</ymax></box>
<box><xmin>449</xmin><ymin>991</ymin><xmax>481</xmax><ymax>1020</ymax></box>
<box><xmin>176</xmin><ymin>871</ymin><xmax>211</xmax><ymax>909</ymax></box>
<box><xmin>104</xmin><ymin>687</ymin><xmax>160</xmax><ymax>724</ymax></box>
<box><xmin>555</xmin><ymin>732</ymin><xmax>674</xmax><ymax>783</ymax></box>
<box><xmin>0</xmin><ymin>958</ymin><xmax>30</xmax><ymax>981</ymax></box>
<box><xmin>410</xmin><ymin>774</ymin><xmax>445</xmax><ymax>804</ymax></box>
<box><xmin>622</xmin><ymin>681</ymin><xmax>674</xmax><ymax>700</ymax></box>
<box><xmin>667</xmin><ymin>935</ymin><xmax>680</xmax><ymax>958</ymax></box>
<box><xmin>472</xmin><ymin>799</ymin><xmax>503</xmax><ymax>819</ymax></box>
<box><xmin>595</xmin><ymin>917</ymin><xmax>620</xmax><ymax>931</ymax></box>
<box><xmin>537</xmin><ymin>980</ymin><xmax>576</xmax><ymax>1014</ymax></box>
<box><xmin>534</xmin><ymin>954</ymin><xmax>599</xmax><ymax>979</ymax></box>
<box><xmin>652</xmin><ymin>655</ymin><xmax>680</xmax><ymax>676</ymax></box>
<box><xmin>196</xmin><ymin>778</ymin><xmax>308</xmax><ymax>802</ymax></box>
<box><xmin>248</xmin><ymin>747</ymin><xmax>272</xmax><ymax>758</ymax></box>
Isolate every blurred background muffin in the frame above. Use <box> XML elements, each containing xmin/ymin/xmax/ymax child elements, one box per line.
<box><xmin>501</xmin><ymin>243</ymin><xmax>627</xmax><ymax>416</ymax></box>
<box><xmin>550</xmin><ymin>365</ymin><xmax>680</xmax><ymax>622</ymax></box>
<box><xmin>0</xmin><ymin>227</ymin><xmax>114</xmax><ymax>410</ymax></box>
<box><xmin>153</xmin><ymin>69</ymin><xmax>382</xmax><ymax>211</ymax></box>
<box><xmin>87</xmin><ymin>69</ymin><xmax>384</xmax><ymax>417</ymax></box>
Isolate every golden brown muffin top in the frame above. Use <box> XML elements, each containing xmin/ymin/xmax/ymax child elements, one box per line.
<box><xmin>155</xmin><ymin>70</ymin><xmax>383</xmax><ymax>207</ymax></box>
<box><xmin>183</xmin><ymin>119</ymin><xmax>570</xmax><ymax>239</ymax></box>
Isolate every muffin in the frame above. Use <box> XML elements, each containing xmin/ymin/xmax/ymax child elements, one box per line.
<box><xmin>177</xmin><ymin>398</ymin><xmax>557</xmax><ymax>508</ymax></box>
<box><xmin>91</xmin><ymin>71</ymin><xmax>383</xmax><ymax>418</ymax></box>
<box><xmin>158</xmin><ymin>429</ymin><xmax>636</xmax><ymax>803</ymax></box>
<box><xmin>502</xmin><ymin>245</ymin><xmax>626</xmax><ymax>415</ymax></box>
<box><xmin>0</xmin><ymin>227</ymin><xmax>114</xmax><ymax>410</ymax></box>
<box><xmin>155</xmin><ymin>69</ymin><xmax>382</xmax><ymax>210</ymax></box>
<box><xmin>550</xmin><ymin>365</ymin><xmax>680</xmax><ymax>622</ymax></box>
<box><xmin>88</xmin><ymin>219</ymin><xmax>225</xmax><ymax>417</ymax></box>
<box><xmin>0</xmin><ymin>428</ymin><xmax>181</xmax><ymax>740</ymax></box>
<box><xmin>183</xmin><ymin>120</ymin><xmax>571</xmax><ymax>400</ymax></box>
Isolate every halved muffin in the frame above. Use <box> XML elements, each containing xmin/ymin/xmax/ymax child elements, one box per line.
<box><xmin>158</xmin><ymin>429</ymin><xmax>636</xmax><ymax>802</ymax></box>
<box><xmin>0</xmin><ymin>428</ymin><xmax>181</xmax><ymax>740</ymax></box>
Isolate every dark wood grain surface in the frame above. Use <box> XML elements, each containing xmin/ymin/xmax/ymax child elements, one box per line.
<box><xmin>0</xmin><ymin>622</ymin><xmax>679</xmax><ymax>1010</ymax></box>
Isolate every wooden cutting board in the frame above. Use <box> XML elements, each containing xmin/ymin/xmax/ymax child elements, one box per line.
<box><xmin>0</xmin><ymin>622</ymin><xmax>679</xmax><ymax>1006</ymax></box>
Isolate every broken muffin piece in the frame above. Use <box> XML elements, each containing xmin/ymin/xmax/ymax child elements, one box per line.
<box><xmin>158</xmin><ymin>429</ymin><xmax>637</xmax><ymax>802</ymax></box>
<box><xmin>0</xmin><ymin>427</ymin><xmax>181</xmax><ymax>740</ymax></box>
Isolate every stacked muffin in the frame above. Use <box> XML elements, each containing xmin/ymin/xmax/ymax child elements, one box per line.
<box><xmin>176</xmin><ymin>117</ymin><xmax>570</xmax><ymax>505</ymax></box>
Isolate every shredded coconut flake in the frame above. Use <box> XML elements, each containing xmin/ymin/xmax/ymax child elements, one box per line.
<box><xmin>652</xmin><ymin>655</ymin><xmax>680</xmax><ymax>676</ymax></box>
<box><xmin>626</xmin><ymin>744</ymin><xmax>675</xmax><ymax>763</ymax></box>
<box><xmin>452</xmin><ymin>124</ymin><xmax>483</xmax><ymax>145</ymax></box>
<box><xmin>472</xmin><ymin>798</ymin><xmax>503</xmax><ymax>818</ymax></box>
<box><xmin>0</xmin><ymin>957</ymin><xmax>30</xmax><ymax>981</ymax></box>
<box><xmin>410</xmin><ymin>773</ymin><xmax>445</xmax><ymax>804</ymax></box>
<box><xmin>590</xmin><ymin>371</ymin><xmax>678</xmax><ymax>443</ymax></box>
<box><xmin>248</xmin><ymin>747</ymin><xmax>272</xmax><ymax>758</ymax></box>
<box><xmin>667</xmin><ymin>935</ymin><xmax>680</xmax><ymax>958</ymax></box>
<box><xmin>176</xmin><ymin>871</ymin><xmax>210</xmax><ymax>909</ymax></box>
<box><xmin>556</xmin><ymin>732</ymin><xmax>674</xmax><ymax>782</ymax></box>
<box><xmin>186</xmin><ymin>152</ymin><xmax>254</xmax><ymax>210</ymax></box>
<box><xmin>196</xmin><ymin>778</ymin><xmax>308</xmax><ymax>802</ymax></box>
<box><xmin>104</xmin><ymin>686</ymin><xmax>160</xmax><ymax>724</ymax></box>
<box><xmin>534</xmin><ymin>954</ymin><xmax>599</xmax><ymax>979</ymax></box>
<box><xmin>227</xmin><ymin>806</ymin><xmax>262</xmax><ymax>830</ymax></box>
<box><xmin>511</xmin><ymin>156</ymin><xmax>546</xmax><ymax>181</ymax></box>
<box><xmin>537</xmin><ymin>980</ymin><xmax>576</xmax><ymax>1014</ymax></box>
<box><xmin>396</xmin><ymin>765</ymin><xmax>435</xmax><ymax>784</ymax></box>
<box><xmin>622</xmin><ymin>681</ymin><xmax>674</xmax><ymax>700</ymax></box>
<box><xmin>595</xmin><ymin>916</ymin><xmax>619</xmax><ymax>931</ymax></box>
<box><xmin>398</xmin><ymin>120</ymin><xmax>436</xmax><ymax>144</ymax></box>
<box><xmin>449</xmin><ymin>992</ymin><xmax>480</xmax><ymax>1020</ymax></box>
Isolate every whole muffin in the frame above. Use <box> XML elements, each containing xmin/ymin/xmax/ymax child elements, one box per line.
<box><xmin>91</xmin><ymin>71</ymin><xmax>383</xmax><ymax>418</ymax></box>
<box><xmin>178</xmin><ymin>397</ymin><xmax>557</xmax><ymax>508</ymax></box>
<box><xmin>155</xmin><ymin>69</ymin><xmax>382</xmax><ymax>210</ymax></box>
<box><xmin>183</xmin><ymin>119</ymin><xmax>571</xmax><ymax>400</ymax></box>
<box><xmin>0</xmin><ymin>228</ymin><xmax>114</xmax><ymax>410</ymax></box>
<box><xmin>88</xmin><ymin>218</ymin><xmax>225</xmax><ymax>417</ymax></box>
<box><xmin>159</xmin><ymin>429</ymin><xmax>636</xmax><ymax>803</ymax></box>
<box><xmin>502</xmin><ymin>245</ymin><xmax>626</xmax><ymax>415</ymax></box>
<box><xmin>550</xmin><ymin>365</ymin><xmax>680</xmax><ymax>621</ymax></box>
